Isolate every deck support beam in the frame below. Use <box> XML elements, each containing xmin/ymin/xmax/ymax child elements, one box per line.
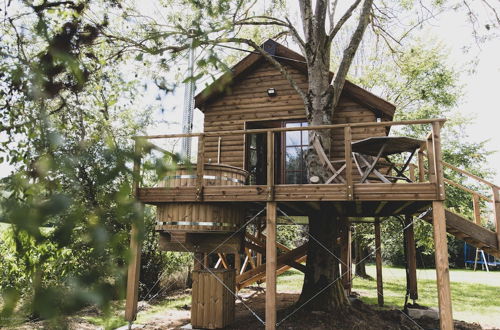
<box><xmin>374</xmin><ymin>220</ymin><xmax>384</xmax><ymax>307</ymax></box>
<box><xmin>404</xmin><ymin>215</ymin><xmax>418</xmax><ymax>301</ymax></box>
<box><xmin>265</xmin><ymin>202</ymin><xmax>277</xmax><ymax>330</ymax></box>
<box><xmin>432</xmin><ymin>201</ymin><xmax>453</xmax><ymax>330</ymax></box>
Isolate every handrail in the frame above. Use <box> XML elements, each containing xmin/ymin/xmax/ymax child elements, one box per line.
<box><xmin>443</xmin><ymin>178</ymin><xmax>492</xmax><ymax>202</ymax></box>
<box><xmin>417</xmin><ymin>149</ymin><xmax>499</xmax><ymax>239</ymax></box>
<box><xmin>442</xmin><ymin>161</ymin><xmax>498</xmax><ymax>189</ymax></box>
<box><xmin>134</xmin><ymin>118</ymin><xmax>447</xmax><ymax>140</ymax></box>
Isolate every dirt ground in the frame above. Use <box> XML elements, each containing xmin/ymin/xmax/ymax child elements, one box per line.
<box><xmin>137</xmin><ymin>290</ymin><xmax>482</xmax><ymax>330</ymax></box>
<box><xmin>12</xmin><ymin>290</ymin><xmax>485</xmax><ymax>329</ymax></box>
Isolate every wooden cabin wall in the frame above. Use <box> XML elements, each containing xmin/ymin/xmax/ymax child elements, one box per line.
<box><xmin>202</xmin><ymin>59</ymin><xmax>308</xmax><ymax>168</ymax></box>
<box><xmin>201</xmin><ymin>59</ymin><xmax>389</xmax><ymax>180</ymax></box>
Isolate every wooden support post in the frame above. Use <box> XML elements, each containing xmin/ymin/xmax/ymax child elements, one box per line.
<box><xmin>340</xmin><ymin>218</ymin><xmax>352</xmax><ymax>295</ymax></box>
<box><xmin>432</xmin><ymin>122</ymin><xmax>445</xmax><ymax>200</ymax></box>
<box><xmin>492</xmin><ymin>186</ymin><xmax>500</xmax><ymax>249</ymax></box>
<box><xmin>404</xmin><ymin>215</ymin><xmax>418</xmax><ymax>301</ymax></box>
<box><xmin>409</xmin><ymin>164</ymin><xmax>416</xmax><ymax>182</ymax></box>
<box><xmin>266</xmin><ymin>202</ymin><xmax>277</xmax><ymax>330</ymax></box>
<box><xmin>267</xmin><ymin>131</ymin><xmax>275</xmax><ymax>200</ymax></box>
<box><xmin>426</xmin><ymin>138</ymin><xmax>436</xmax><ymax>185</ymax></box>
<box><xmin>257</xmin><ymin>220</ymin><xmax>263</xmax><ymax>268</ymax></box>
<box><xmin>418</xmin><ymin>149</ymin><xmax>425</xmax><ymax>182</ymax></box>
<box><xmin>194</xmin><ymin>252</ymin><xmax>204</xmax><ymax>270</ymax></box>
<box><xmin>196</xmin><ymin>134</ymin><xmax>205</xmax><ymax>201</ymax></box>
<box><xmin>125</xmin><ymin>145</ymin><xmax>143</xmax><ymax>323</ymax></box>
<box><xmin>344</xmin><ymin>126</ymin><xmax>353</xmax><ymax>200</ymax></box>
<box><xmin>235</xmin><ymin>252</ymin><xmax>241</xmax><ymax>275</ymax></box>
<box><xmin>374</xmin><ymin>220</ymin><xmax>384</xmax><ymax>307</ymax></box>
<box><xmin>472</xmin><ymin>194</ymin><xmax>481</xmax><ymax>226</ymax></box>
<box><xmin>432</xmin><ymin>201</ymin><xmax>453</xmax><ymax>330</ymax></box>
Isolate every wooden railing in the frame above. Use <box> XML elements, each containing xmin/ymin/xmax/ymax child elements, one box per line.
<box><xmin>413</xmin><ymin>137</ymin><xmax>500</xmax><ymax>244</ymax></box>
<box><xmin>441</xmin><ymin>160</ymin><xmax>500</xmax><ymax>244</ymax></box>
<box><xmin>135</xmin><ymin>119</ymin><xmax>447</xmax><ymax>200</ymax></box>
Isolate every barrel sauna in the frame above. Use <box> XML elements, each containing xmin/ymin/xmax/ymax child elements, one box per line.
<box><xmin>156</xmin><ymin>164</ymin><xmax>248</xmax><ymax>233</ymax></box>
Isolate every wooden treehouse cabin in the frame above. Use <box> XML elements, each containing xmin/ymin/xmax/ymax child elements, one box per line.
<box><xmin>125</xmin><ymin>40</ymin><xmax>500</xmax><ymax>330</ymax></box>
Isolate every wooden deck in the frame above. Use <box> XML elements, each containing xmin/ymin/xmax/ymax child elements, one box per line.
<box><xmin>138</xmin><ymin>183</ymin><xmax>437</xmax><ymax>203</ymax></box>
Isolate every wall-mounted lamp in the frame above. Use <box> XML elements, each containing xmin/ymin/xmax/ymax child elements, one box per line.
<box><xmin>267</xmin><ymin>88</ymin><xmax>277</xmax><ymax>97</ymax></box>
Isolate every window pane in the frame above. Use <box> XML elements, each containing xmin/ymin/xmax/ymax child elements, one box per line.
<box><xmin>286</xmin><ymin>147</ymin><xmax>302</xmax><ymax>171</ymax></box>
<box><xmin>286</xmin><ymin>122</ymin><xmax>301</xmax><ymax>146</ymax></box>
<box><xmin>301</xmin><ymin>129</ymin><xmax>309</xmax><ymax>145</ymax></box>
<box><xmin>286</xmin><ymin>171</ymin><xmax>302</xmax><ymax>184</ymax></box>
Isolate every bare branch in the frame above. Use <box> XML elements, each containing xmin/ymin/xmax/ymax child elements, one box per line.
<box><xmin>285</xmin><ymin>16</ymin><xmax>306</xmax><ymax>52</ymax></box>
<box><xmin>314</xmin><ymin>0</ymin><xmax>328</xmax><ymax>39</ymax></box>
<box><xmin>480</xmin><ymin>0</ymin><xmax>500</xmax><ymax>25</ymax></box>
<box><xmin>328</xmin><ymin>0</ymin><xmax>339</xmax><ymax>28</ymax></box>
<box><xmin>299</xmin><ymin>0</ymin><xmax>314</xmax><ymax>42</ymax></box>
<box><xmin>328</xmin><ymin>0</ymin><xmax>362</xmax><ymax>42</ymax></box>
<box><xmin>331</xmin><ymin>0</ymin><xmax>374</xmax><ymax>109</ymax></box>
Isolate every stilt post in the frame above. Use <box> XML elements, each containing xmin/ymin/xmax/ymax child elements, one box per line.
<box><xmin>344</xmin><ymin>126</ymin><xmax>353</xmax><ymax>200</ymax></box>
<box><xmin>404</xmin><ymin>215</ymin><xmax>418</xmax><ymax>301</ymax></box>
<box><xmin>374</xmin><ymin>219</ymin><xmax>384</xmax><ymax>307</ymax></box>
<box><xmin>432</xmin><ymin>201</ymin><xmax>453</xmax><ymax>330</ymax></box>
<box><xmin>340</xmin><ymin>218</ymin><xmax>352</xmax><ymax>295</ymax></box>
<box><xmin>125</xmin><ymin>142</ymin><xmax>144</xmax><ymax>323</ymax></box>
<box><xmin>266</xmin><ymin>202</ymin><xmax>277</xmax><ymax>330</ymax></box>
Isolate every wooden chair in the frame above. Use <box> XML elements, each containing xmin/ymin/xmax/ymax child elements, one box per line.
<box><xmin>352</xmin><ymin>153</ymin><xmax>393</xmax><ymax>183</ymax></box>
<box><xmin>312</xmin><ymin>136</ymin><xmax>346</xmax><ymax>184</ymax></box>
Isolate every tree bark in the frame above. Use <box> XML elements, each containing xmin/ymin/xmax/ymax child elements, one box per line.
<box><xmin>298</xmin><ymin>204</ymin><xmax>349</xmax><ymax>311</ymax></box>
<box><xmin>354</xmin><ymin>239</ymin><xmax>370</xmax><ymax>279</ymax></box>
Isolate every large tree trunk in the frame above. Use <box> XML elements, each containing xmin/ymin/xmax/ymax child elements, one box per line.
<box><xmin>354</xmin><ymin>239</ymin><xmax>370</xmax><ymax>279</ymax></box>
<box><xmin>298</xmin><ymin>33</ymin><xmax>350</xmax><ymax>312</ymax></box>
<box><xmin>298</xmin><ymin>204</ymin><xmax>349</xmax><ymax>311</ymax></box>
<box><xmin>295</xmin><ymin>0</ymin><xmax>374</xmax><ymax>313</ymax></box>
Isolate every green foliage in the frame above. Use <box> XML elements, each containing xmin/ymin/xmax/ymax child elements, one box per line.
<box><xmin>277</xmin><ymin>224</ymin><xmax>306</xmax><ymax>249</ymax></box>
<box><xmin>349</xmin><ymin>38</ymin><xmax>495</xmax><ymax>265</ymax></box>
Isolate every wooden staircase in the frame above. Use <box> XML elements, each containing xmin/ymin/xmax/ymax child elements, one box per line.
<box><xmin>422</xmin><ymin>209</ymin><xmax>500</xmax><ymax>258</ymax></box>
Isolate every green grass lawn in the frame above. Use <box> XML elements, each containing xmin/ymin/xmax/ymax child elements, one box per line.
<box><xmin>276</xmin><ymin>265</ymin><xmax>500</xmax><ymax>328</ymax></box>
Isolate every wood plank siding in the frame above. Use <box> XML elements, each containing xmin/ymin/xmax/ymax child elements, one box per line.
<box><xmin>200</xmin><ymin>59</ymin><xmax>389</xmax><ymax>176</ymax></box>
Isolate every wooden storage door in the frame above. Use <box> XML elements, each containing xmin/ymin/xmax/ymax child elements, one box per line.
<box><xmin>191</xmin><ymin>269</ymin><xmax>236</xmax><ymax>329</ymax></box>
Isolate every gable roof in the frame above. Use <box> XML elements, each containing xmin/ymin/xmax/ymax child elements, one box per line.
<box><xmin>195</xmin><ymin>39</ymin><xmax>396</xmax><ymax>119</ymax></box>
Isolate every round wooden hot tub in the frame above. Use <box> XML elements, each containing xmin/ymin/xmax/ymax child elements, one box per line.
<box><xmin>156</xmin><ymin>164</ymin><xmax>248</xmax><ymax>233</ymax></box>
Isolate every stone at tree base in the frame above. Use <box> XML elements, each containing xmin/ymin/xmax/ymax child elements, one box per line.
<box><xmin>406</xmin><ymin>306</ymin><xmax>439</xmax><ymax>320</ymax></box>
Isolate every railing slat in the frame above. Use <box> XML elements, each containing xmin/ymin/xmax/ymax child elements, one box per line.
<box><xmin>267</xmin><ymin>131</ymin><xmax>275</xmax><ymax>201</ymax></box>
<box><xmin>472</xmin><ymin>194</ymin><xmax>481</xmax><ymax>225</ymax></box>
<box><xmin>344</xmin><ymin>126</ymin><xmax>353</xmax><ymax>200</ymax></box>
<box><xmin>431</xmin><ymin>122</ymin><xmax>445</xmax><ymax>201</ymax></box>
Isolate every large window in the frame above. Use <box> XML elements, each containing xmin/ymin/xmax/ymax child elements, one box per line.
<box><xmin>284</xmin><ymin>122</ymin><xmax>309</xmax><ymax>184</ymax></box>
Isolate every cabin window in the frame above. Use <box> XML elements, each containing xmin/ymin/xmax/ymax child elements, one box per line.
<box><xmin>284</xmin><ymin>122</ymin><xmax>309</xmax><ymax>184</ymax></box>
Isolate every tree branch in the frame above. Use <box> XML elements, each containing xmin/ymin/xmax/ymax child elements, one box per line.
<box><xmin>299</xmin><ymin>0</ymin><xmax>314</xmax><ymax>42</ymax></box>
<box><xmin>331</xmin><ymin>0</ymin><xmax>374</xmax><ymax>109</ymax></box>
<box><xmin>328</xmin><ymin>0</ymin><xmax>362</xmax><ymax>42</ymax></box>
